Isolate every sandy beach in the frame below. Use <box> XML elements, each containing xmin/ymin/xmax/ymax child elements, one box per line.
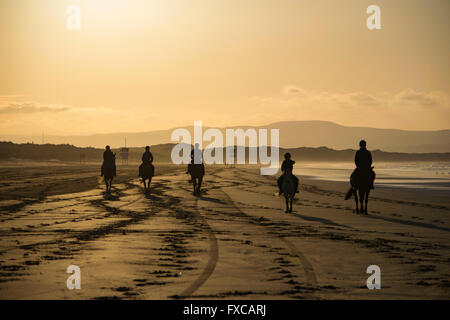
<box><xmin>0</xmin><ymin>162</ymin><xmax>449</xmax><ymax>299</ymax></box>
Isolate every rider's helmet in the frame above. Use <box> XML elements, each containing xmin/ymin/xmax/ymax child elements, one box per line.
<box><xmin>106</xmin><ymin>145</ymin><xmax>110</xmax><ymax>150</ymax></box>
<box><xmin>145</xmin><ymin>146</ymin><xmax>150</xmax><ymax>151</ymax></box>
<box><xmin>284</xmin><ymin>152</ymin><xmax>291</xmax><ymax>159</ymax></box>
<box><xmin>359</xmin><ymin>140</ymin><xmax>367</xmax><ymax>148</ymax></box>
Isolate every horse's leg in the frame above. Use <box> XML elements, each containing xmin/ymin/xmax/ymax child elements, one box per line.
<box><xmin>354</xmin><ymin>188</ymin><xmax>359</xmax><ymax>213</ymax></box>
<box><xmin>195</xmin><ymin>178</ymin><xmax>200</xmax><ymax>196</ymax></box>
<box><xmin>364</xmin><ymin>189</ymin><xmax>370</xmax><ymax>215</ymax></box>
<box><xmin>192</xmin><ymin>177</ymin><xmax>197</xmax><ymax>195</ymax></box>
<box><xmin>148</xmin><ymin>177</ymin><xmax>152</xmax><ymax>191</ymax></box>
<box><xmin>289</xmin><ymin>195</ymin><xmax>293</xmax><ymax>213</ymax></box>
<box><xmin>197</xmin><ymin>177</ymin><xmax>203</xmax><ymax>195</ymax></box>
<box><xmin>285</xmin><ymin>196</ymin><xmax>289</xmax><ymax>213</ymax></box>
<box><xmin>359</xmin><ymin>189</ymin><xmax>364</xmax><ymax>214</ymax></box>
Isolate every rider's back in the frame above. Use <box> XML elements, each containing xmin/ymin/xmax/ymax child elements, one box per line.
<box><xmin>142</xmin><ymin>151</ymin><xmax>153</xmax><ymax>163</ymax></box>
<box><xmin>281</xmin><ymin>159</ymin><xmax>295</xmax><ymax>173</ymax></box>
<box><xmin>103</xmin><ymin>150</ymin><xmax>114</xmax><ymax>163</ymax></box>
<box><xmin>191</xmin><ymin>148</ymin><xmax>203</xmax><ymax>165</ymax></box>
<box><xmin>355</xmin><ymin>148</ymin><xmax>372</xmax><ymax>169</ymax></box>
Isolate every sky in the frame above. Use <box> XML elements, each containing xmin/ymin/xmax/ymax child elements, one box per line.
<box><xmin>0</xmin><ymin>0</ymin><xmax>449</xmax><ymax>136</ymax></box>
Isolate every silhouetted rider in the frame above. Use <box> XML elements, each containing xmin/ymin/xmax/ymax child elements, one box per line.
<box><xmin>351</xmin><ymin>140</ymin><xmax>375</xmax><ymax>189</ymax></box>
<box><xmin>277</xmin><ymin>153</ymin><xmax>299</xmax><ymax>195</ymax></box>
<box><xmin>186</xmin><ymin>143</ymin><xmax>205</xmax><ymax>181</ymax></box>
<box><xmin>101</xmin><ymin>145</ymin><xmax>116</xmax><ymax>177</ymax></box>
<box><xmin>355</xmin><ymin>141</ymin><xmax>372</xmax><ymax>168</ymax></box>
<box><xmin>139</xmin><ymin>146</ymin><xmax>154</xmax><ymax>177</ymax></box>
<box><xmin>191</xmin><ymin>143</ymin><xmax>203</xmax><ymax>164</ymax></box>
<box><xmin>142</xmin><ymin>146</ymin><xmax>154</xmax><ymax>164</ymax></box>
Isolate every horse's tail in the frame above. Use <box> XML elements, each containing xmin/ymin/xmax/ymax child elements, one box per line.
<box><xmin>344</xmin><ymin>187</ymin><xmax>353</xmax><ymax>200</ymax></box>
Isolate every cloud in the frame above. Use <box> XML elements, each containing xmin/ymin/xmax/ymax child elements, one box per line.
<box><xmin>395</xmin><ymin>89</ymin><xmax>444</xmax><ymax>107</ymax></box>
<box><xmin>277</xmin><ymin>87</ymin><xmax>447</xmax><ymax>110</ymax></box>
<box><xmin>348</xmin><ymin>92</ymin><xmax>381</xmax><ymax>106</ymax></box>
<box><xmin>244</xmin><ymin>86</ymin><xmax>450</xmax><ymax>130</ymax></box>
<box><xmin>0</xmin><ymin>102</ymin><xmax>72</xmax><ymax>114</ymax></box>
<box><xmin>0</xmin><ymin>100</ymin><xmax>172</xmax><ymax>135</ymax></box>
<box><xmin>0</xmin><ymin>94</ymin><xmax>26</xmax><ymax>101</ymax></box>
<box><xmin>283</xmin><ymin>86</ymin><xmax>306</xmax><ymax>96</ymax></box>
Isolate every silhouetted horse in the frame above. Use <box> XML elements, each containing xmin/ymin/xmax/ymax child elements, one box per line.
<box><xmin>189</xmin><ymin>164</ymin><xmax>204</xmax><ymax>196</ymax></box>
<box><xmin>281</xmin><ymin>171</ymin><xmax>296</xmax><ymax>213</ymax></box>
<box><xmin>103</xmin><ymin>154</ymin><xmax>116</xmax><ymax>193</ymax></box>
<box><xmin>139</xmin><ymin>162</ymin><xmax>154</xmax><ymax>193</ymax></box>
<box><xmin>345</xmin><ymin>167</ymin><xmax>374</xmax><ymax>214</ymax></box>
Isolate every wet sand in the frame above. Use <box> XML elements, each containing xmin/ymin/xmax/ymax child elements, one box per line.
<box><xmin>0</xmin><ymin>162</ymin><xmax>449</xmax><ymax>299</ymax></box>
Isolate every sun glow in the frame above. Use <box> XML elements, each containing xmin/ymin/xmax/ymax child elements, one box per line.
<box><xmin>0</xmin><ymin>0</ymin><xmax>449</xmax><ymax>136</ymax></box>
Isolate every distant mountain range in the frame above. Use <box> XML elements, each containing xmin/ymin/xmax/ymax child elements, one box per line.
<box><xmin>1</xmin><ymin>141</ymin><xmax>449</xmax><ymax>163</ymax></box>
<box><xmin>2</xmin><ymin>121</ymin><xmax>449</xmax><ymax>153</ymax></box>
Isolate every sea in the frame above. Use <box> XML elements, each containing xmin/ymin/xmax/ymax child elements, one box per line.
<box><xmin>294</xmin><ymin>161</ymin><xmax>450</xmax><ymax>191</ymax></box>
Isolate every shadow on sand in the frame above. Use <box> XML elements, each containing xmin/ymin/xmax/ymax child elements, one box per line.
<box><xmin>103</xmin><ymin>192</ymin><xmax>120</xmax><ymax>201</ymax></box>
<box><xmin>291</xmin><ymin>212</ymin><xmax>352</xmax><ymax>229</ymax></box>
<box><xmin>144</xmin><ymin>192</ymin><xmax>163</xmax><ymax>202</ymax></box>
<box><xmin>199</xmin><ymin>196</ymin><xmax>227</xmax><ymax>205</ymax></box>
<box><xmin>366</xmin><ymin>214</ymin><xmax>450</xmax><ymax>233</ymax></box>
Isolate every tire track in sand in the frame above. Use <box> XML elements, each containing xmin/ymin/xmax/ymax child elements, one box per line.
<box><xmin>172</xmin><ymin>185</ymin><xmax>219</xmax><ymax>299</ymax></box>
<box><xmin>210</xmin><ymin>168</ymin><xmax>318</xmax><ymax>287</ymax></box>
<box><xmin>219</xmin><ymin>188</ymin><xmax>318</xmax><ymax>288</ymax></box>
<box><xmin>178</xmin><ymin>169</ymin><xmax>318</xmax><ymax>293</ymax></box>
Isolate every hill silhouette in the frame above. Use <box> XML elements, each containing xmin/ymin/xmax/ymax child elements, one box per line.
<box><xmin>1</xmin><ymin>141</ymin><xmax>449</xmax><ymax>163</ymax></box>
<box><xmin>2</xmin><ymin>121</ymin><xmax>449</xmax><ymax>153</ymax></box>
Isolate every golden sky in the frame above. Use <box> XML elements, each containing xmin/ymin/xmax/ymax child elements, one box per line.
<box><xmin>1</xmin><ymin>0</ymin><xmax>449</xmax><ymax>136</ymax></box>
